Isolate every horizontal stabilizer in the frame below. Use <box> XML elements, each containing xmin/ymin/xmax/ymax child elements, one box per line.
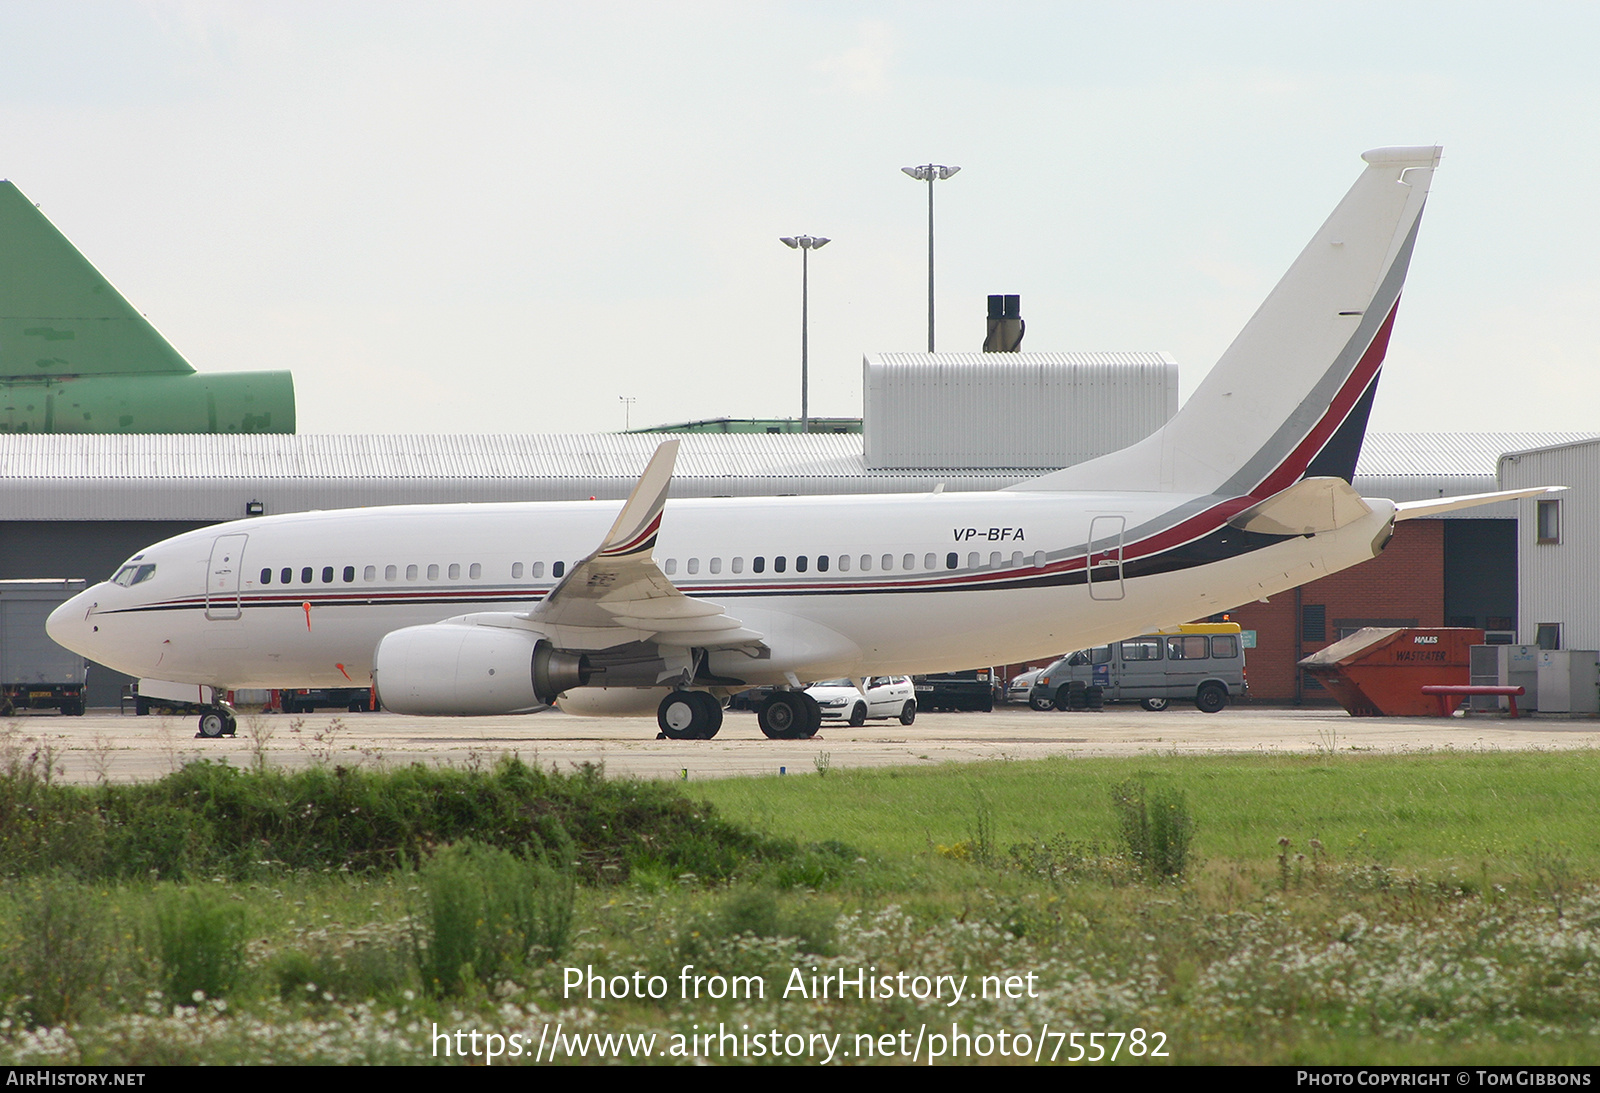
<box><xmin>1228</xmin><ymin>477</ymin><xmax>1373</xmax><ymax>535</ymax></box>
<box><xmin>1394</xmin><ymin>486</ymin><xmax>1564</xmax><ymax>521</ymax></box>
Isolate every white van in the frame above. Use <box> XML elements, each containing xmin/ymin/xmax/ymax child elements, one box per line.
<box><xmin>1025</xmin><ymin>623</ymin><xmax>1247</xmax><ymax>713</ymax></box>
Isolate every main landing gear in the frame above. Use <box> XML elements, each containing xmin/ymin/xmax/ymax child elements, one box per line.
<box><xmin>757</xmin><ymin>691</ymin><xmax>821</xmax><ymax>740</ymax></box>
<box><xmin>656</xmin><ymin>690</ymin><xmax>724</xmax><ymax>740</ymax></box>
<box><xmin>196</xmin><ymin>707</ymin><xmax>237</xmax><ymax>738</ymax></box>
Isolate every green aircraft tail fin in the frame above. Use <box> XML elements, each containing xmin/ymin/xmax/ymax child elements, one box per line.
<box><xmin>0</xmin><ymin>181</ymin><xmax>195</xmax><ymax>378</ymax></box>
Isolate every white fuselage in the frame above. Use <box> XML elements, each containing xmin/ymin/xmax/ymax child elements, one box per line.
<box><xmin>47</xmin><ymin>487</ymin><xmax>1397</xmax><ymax>693</ymax></box>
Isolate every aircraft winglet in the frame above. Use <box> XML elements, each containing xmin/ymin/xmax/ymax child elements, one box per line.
<box><xmin>596</xmin><ymin>439</ymin><xmax>678</xmax><ymax>560</ymax></box>
<box><xmin>527</xmin><ymin>440</ymin><xmax>765</xmax><ymax>651</ymax></box>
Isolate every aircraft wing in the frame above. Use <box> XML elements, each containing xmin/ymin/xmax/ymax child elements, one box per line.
<box><xmin>521</xmin><ymin>439</ymin><xmax>764</xmax><ymax>651</ymax></box>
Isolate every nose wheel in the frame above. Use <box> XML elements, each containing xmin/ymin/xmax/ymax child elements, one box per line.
<box><xmin>196</xmin><ymin>707</ymin><xmax>237</xmax><ymax>738</ymax></box>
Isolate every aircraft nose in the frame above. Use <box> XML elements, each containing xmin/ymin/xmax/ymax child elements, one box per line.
<box><xmin>46</xmin><ymin>588</ymin><xmax>99</xmax><ymax>657</ymax></box>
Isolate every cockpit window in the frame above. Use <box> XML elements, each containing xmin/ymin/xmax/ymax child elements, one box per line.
<box><xmin>111</xmin><ymin>564</ymin><xmax>157</xmax><ymax>587</ymax></box>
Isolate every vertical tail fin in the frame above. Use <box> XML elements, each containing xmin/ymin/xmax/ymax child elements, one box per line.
<box><xmin>1010</xmin><ymin>146</ymin><xmax>1441</xmax><ymax>497</ymax></box>
<box><xmin>0</xmin><ymin>181</ymin><xmax>196</xmax><ymax>377</ymax></box>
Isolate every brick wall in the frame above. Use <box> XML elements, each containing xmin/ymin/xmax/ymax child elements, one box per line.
<box><xmin>1219</xmin><ymin>520</ymin><xmax>1446</xmax><ymax>702</ymax></box>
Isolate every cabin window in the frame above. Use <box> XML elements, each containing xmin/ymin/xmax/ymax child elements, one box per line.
<box><xmin>664</xmin><ymin>558</ymin><xmax>677</xmax><ymax>575</ymax></box>
<box><xmin>924</xmin><ymin>553</ymin><xmax>937</xmax><ymax>570</ymax></box>
<box><xmin>385</xmin><ymin>565</ymin><xmax>397</xmax><ymax>580</ymax></box>
<box><xmin>732</xmin><ymin>557</ymin><xmax>744</xmax><ymax>574</ymax></box>
<box><xmin>796</xmin><ymin>556</ymin><xmax>809</xmax><ymax>573</ymax></box>
<box><xmin>774</xmin><ymin>556</ymin><xmax>786</xmax><ymax>573</ymax></box>
<box><xmin>511</xmin><ymin>562</ymin><xmax>523</xmax><ymax>579</ymax></box>
<box><xmin>552</xmin><ymin>561</ymin><xmax>565</xmax><ymax>578</ymax></box>
<box><xmin>260</xmin><ymin>569</ymin><xmax>272</xmax><ymax>585</ymax></box>
<box><xmin>709</xmin><ymin>557</ymin><xmax>721</xmax><ymax>574</ymax></box>
<box><xmin>1032</xmin><ymin>550</ymin><xmax>1046</xmax><ymax>568</ymax></box>
<box><xmin>281</xmin><ymin>567</ymin><xmax>292</xmax><ymax>584</ymax></box>
<box><xmin>427</xmin><ymin>564</ymin><xmax>440</xmax><ymax>580</ymax></box>
<box><xmin>990</xmin><ymin>551</ymin><xmax>1002</xmax><ymax>567</ymax></box>
<box><xmin>340</xmin><ymin>566</ymin><xmax>354</xmax><ymax>583</ymax></box>
<box><xmin>816</xmin><ymin>555</ymin><xmax>829</xmax><ymax>573</ymax></box>
<box><xmin>837</xmin><ymin>555</ymin><xmax>850</xmax><ymax>572</ymax></box>
<box><xmin>321</xmin><ymin>566</ymin><xmax>335</xmax><ymax>583</ymax></box>
<box><xmin>301</xmin><ymin>567</ymin><xmax>313</xmax><ymax>584</ymax></box>
<box><xmin>1011</xmin><ymin>551</ymin><xmax>1024</xmax><ymax>568</ymax></box>
<box><xmin>686</xmin><ymin>558</ymin><xmax>699</xmax><ymax>575</ymax></box>
<box><xmin>469</xmin><ymin>563</ymin><xmax>481</xmax><ymax>579</ymax></box>
<box><xmin>447</xmin><ymin>563</ymin><xmax>460</xmax><ymax>580</ymax></box>
<box><xmin>968</xmin><ymin>552</ymin><xmax>980</xmax><ymax>568</ymax></box>
<box><xmin>946</xmin><ymin>553</ymin><xmax>958</xmax><ymax>569</ymax></box>
<box><xmin>753</xmin><ymin>557</ymin><xmax>766</xmax><ymax>574</ymax></box>
<box><xmin>532</xmin><ymin>561</ymin><xmax>544</xmax><ymax>578</ymax></box>
<box><xmin>364</xmin><ymin>566</ymin><xmax>377</xmax><ymax>581</ymax></box>
<box><xmin>860</xmin><ymin>555</ymin><xmax>872</xmax><ymax>572</ymax></box>
<box><xmin>406</xmin><ymin>564</ymin><xmax>418</xmax><ymax>581</ymax></box>
<box><xmin>901</xmin><ymin>554</ymin><xmax>913</xmax><ymax>571</ymax></box>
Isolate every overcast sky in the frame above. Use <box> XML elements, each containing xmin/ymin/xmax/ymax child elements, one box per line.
<box><xmin>2</xmin><ymin>1</ymin><xmax>1595</xmax><ymax>436</ymax></box>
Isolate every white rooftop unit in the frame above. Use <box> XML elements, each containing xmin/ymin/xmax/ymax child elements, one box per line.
<box><xmin>863</xmin><ymin>351</ymin><xmax>1178</xmax><ymax>470</ymax></box>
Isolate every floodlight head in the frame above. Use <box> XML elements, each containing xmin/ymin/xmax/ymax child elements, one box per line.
<box><xmin>939</xmin><ymin>165</ymin><xmax>961</xmax><ymax>180</ymax></box>
<box><xmin>780</xmin><ymin>237</ymin><xmax>799</xmax><ymax>249</ymax></box>
<box><xmin>811</xmin><ymin>236</ymin><xmax>830</xmax><ymax>249</ymax></box>
<box><xmin>901</xmin><ymin>166</ymin><xmax>923</xmax><ymax>180</ymax></box>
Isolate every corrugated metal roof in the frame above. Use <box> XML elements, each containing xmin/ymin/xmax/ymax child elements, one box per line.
<box><xmin>1354</xmin><ymin>433</ymin><xmax>1598</xmax><ymax>478</ymax></box>
<box><xmin>0</xmin><ymin>432</ymin><xmax>877</xmax><ymax>481</ymax></box>
<box><xmin>0</xmin><ymin>430</ymin><xmax>1576</xmax><ymax>522</ymax></box>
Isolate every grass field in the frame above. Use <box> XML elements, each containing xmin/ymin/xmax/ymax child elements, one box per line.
<box><xmin>0</xmin><ymin>745</ymin><xmax>1595</xmax><ymax>1065</ymax></box>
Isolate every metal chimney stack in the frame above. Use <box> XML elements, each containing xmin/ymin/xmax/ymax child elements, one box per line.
<box><xmin>983</xmin><ymin>294</ymin><xmax>1024</xmax><ymax>351</ymax></box>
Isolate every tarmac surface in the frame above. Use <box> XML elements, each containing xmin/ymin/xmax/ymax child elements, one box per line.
<box><xmin>6</xmin><ymin>702</ymin><xmax>1599</xmax><ymax>784</ymax></box>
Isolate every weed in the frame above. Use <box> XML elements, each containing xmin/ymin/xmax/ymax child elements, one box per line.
<box><xmin>153</xmin><ymin>888</ymin><xmax>248</xmax><ymax>1002</ymax></box>
<box><xmin>813</xmin><ymin>751</ymin><xmax>831</xmax><ymax>777</ymax></box>
<box><xmin>3</xmin><ymin>875</ymin><xmax>110</xmax><ymax>1027</ymax></box>
<box><xmin>1111</xmin><ymin>780</ymin><xmax>1196</xmax><ymax>881</ymax></box>
<box><xmin>308</xmin><ymin>719</ymin><xmax>346</xmax><ymax>765</ymax></box>
<box><xmin>411</xmin><ymin>840</ymin><xmax>577</xmax><ymax>996</ymax></box>
<box><xmin>89</xmin><ymin>733</ymin><xmax>116</xmax><ymax>785</ymax></box>
<box><xmin>244</xmin><ymin>716</ymin><xmax>276</xmax><ymax>772</ymax></box>
<box><xmin>968</xmin><ymin>788</ymin><xmax>996</xmax><ymax>866</ymax></box>
<box><xmin>1529</xmin><ymin>841</ymin><xmax>1575</xmax><ymax>922</ymax></box>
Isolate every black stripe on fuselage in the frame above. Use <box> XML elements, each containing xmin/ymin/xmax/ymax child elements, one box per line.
<box><xmin>107</xmin><ymin>522</ymin><xmax>1299</xmax><ymax>616</ymax></box>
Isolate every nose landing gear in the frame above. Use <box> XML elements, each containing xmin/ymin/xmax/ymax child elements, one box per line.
<box><xmin>196</xmin><ymin>707</ymin><xmax>237</xmax><ymax>738</ymax></box>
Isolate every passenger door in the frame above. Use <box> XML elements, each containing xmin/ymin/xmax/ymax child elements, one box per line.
<box><xmin>205</xmin><ymin>534</ymin><xmax>249</xmax><ymax>621</ymax></box>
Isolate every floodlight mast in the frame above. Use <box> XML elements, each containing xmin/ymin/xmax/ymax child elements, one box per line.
<box><xmin>779</xmin><ymin>235</ymin><xmax>830</xmax><ymax>432</ymax></box>
<box><xmin>901</xmin><ymin>164</ymin><xmax>960</xmax><ymax>352</ymax></box>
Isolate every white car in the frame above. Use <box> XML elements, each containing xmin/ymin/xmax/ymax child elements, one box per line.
<box><xmin>805</xmin><ymin>676</ymin><xmax>917</xmax><ymax>725</ymax></box>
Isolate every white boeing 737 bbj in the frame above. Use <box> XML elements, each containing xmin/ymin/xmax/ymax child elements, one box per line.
<box><xmin>46</xmin><ymin>146</ymin><xmax>1548</xmax><ymax>740</ymax></box>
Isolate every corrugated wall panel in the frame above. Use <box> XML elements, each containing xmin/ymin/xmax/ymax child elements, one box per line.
<box><xmin>1502</xmin><ymin>440</ymin><xmax>1600</xmax><ymax>649</ymax></box>
<box><xmin>863</xmin><ymin>352</ymin><xmax>1178</xmax><ymax>469</ymax></box>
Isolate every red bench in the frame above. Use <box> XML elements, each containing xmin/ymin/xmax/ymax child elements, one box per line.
<box><xmin>1420</xmin><ymin>684</ymin><xmax>1526</xmax><ymax>718</ymax></box>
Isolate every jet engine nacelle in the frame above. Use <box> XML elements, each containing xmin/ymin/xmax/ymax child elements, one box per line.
<box><xmin>373</xmin><ymin>623</ymin><xmax>589</xmax><ymax>715</ymax></box>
